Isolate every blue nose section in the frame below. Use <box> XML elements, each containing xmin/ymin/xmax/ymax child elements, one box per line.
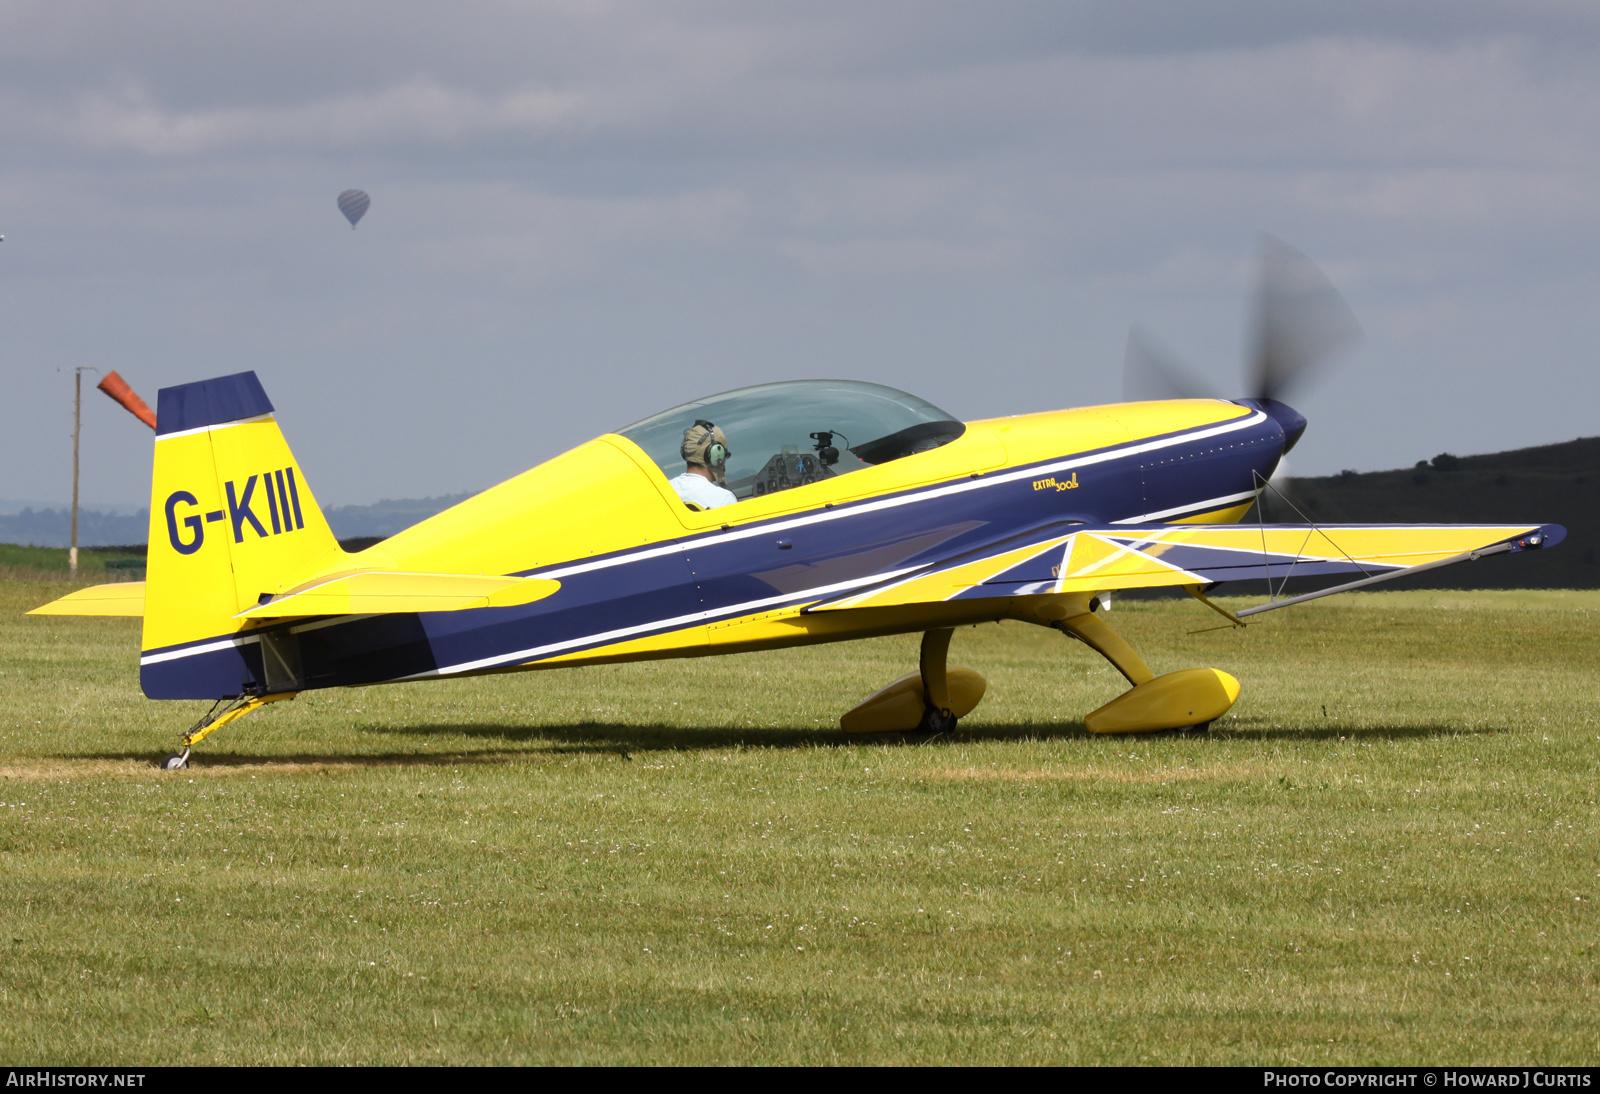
<box><xmin>1238</xmin><ymin>398</ymin><xmax>1307</xmax><ymax>454</ymax></box>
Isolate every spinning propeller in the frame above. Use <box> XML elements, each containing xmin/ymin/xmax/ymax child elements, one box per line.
<box><xmin>1123</xmin><ymin>235</ymin><xmax>1362</xmax><ymax>408</ymax></box>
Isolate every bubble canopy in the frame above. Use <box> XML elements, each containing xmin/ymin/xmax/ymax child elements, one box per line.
<box><xmin>615</xmin><ymin>379</ymin><xmax>965</xmax><ymax>502</ymax></box>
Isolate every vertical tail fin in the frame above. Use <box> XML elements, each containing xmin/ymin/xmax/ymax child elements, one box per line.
<box><xmin>141</xmin><ymin>372</ymin><xmax>343</xmax><ymax>698</ymax></box>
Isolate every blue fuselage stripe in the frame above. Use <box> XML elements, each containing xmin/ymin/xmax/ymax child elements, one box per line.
<box><xmin>141</xmin><ymin>408</ymin><xmax>1287</xmax><ymax>698</ymax></box>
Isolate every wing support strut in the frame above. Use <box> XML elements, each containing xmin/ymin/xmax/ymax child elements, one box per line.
<box><xmin>1235</xmin><ymin>541</ymin><xmax>1516</xmax><ymax>618</ymax></box>
<box><xmin>1185</xmin><ymin>585</ymin><xmax>1246</xmax><ymax>631</ymax></box>
<box><xmin>1250</xmin><ymin>470</ymin><xmax>1375</xmax><ymax>605</ymax></box>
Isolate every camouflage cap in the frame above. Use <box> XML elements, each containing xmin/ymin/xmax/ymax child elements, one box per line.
<box><xmin>681</xmin><ymin>422</ymin><xmax>729</xmax><ymax>468</ymax></box>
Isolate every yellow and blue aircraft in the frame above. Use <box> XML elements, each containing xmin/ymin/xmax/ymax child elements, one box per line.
<box><xmin>30</xmin><ymin>246</ymin><xmax>1563</xmax><ymax>768</ymax></box>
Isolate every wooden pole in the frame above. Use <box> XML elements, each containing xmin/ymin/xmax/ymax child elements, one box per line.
<box><xmin>70</xmin><ymin>369</ymin><xmax>81</xmax><ymax>576</ymax></box>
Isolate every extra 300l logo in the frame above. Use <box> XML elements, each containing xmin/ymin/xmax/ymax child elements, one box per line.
<box><xmin>165</xmin><ymin>469</ymin><xmax>305</xmax><ymax>555</ymax></box>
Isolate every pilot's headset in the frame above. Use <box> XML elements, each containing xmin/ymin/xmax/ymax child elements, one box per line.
<box><xmin>693</xmin><ymin>419</ymin><xmax>730</xmax><ymax>485</ymax></box>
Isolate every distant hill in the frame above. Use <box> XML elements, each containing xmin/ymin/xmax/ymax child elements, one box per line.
<box><xmin>323</xmin><ymin>494</ymin><xmax>473</xmax><ymax>540</ymax></box>
<box><xmin>0</xmin><ymin>493</ymin><xmax>472</xmax><ymax>550</ymax></box>
<box><xmin>0</xmin><ymin>507</ymin><xmax>150</xmax><ymax>548</ymax></box>
<box><xmin>1259</xmin><ymin>437</ymin><xmax>1599</xmax><ymax>589</ymax></box>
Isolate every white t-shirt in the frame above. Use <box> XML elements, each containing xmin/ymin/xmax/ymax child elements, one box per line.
<box><xmin>669</xmin><ymin>472</ymin><xmax>738</xmax><ymax>510</ymax></box>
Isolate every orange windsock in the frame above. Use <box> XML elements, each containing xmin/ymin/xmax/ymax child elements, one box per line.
<box><xmin>97</xmin><ymin>370</ymin><xmax>157</xmax><ymax>430</ymax></box>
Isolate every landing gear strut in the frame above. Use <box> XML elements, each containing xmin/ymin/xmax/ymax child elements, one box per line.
<box><xmin>1050</xmin><ymin>598</ymin><xmax>1237</xmax><ymax>733</ymax></box>
<box><xmin>158</xmin><ymin>692</ymin><xmax>296</xmax><ymax>770</ymax></box>
<box><xmin>840</xmin><ymin>628</ymin><xmax>987</xmax><ymax>733</ymax></box>
<box><xmin>1005</xmin><ymin>592</ymin><xmax>1241</xmax><ymax>734</ymax></box>
<box><xmin>916</xmin><ymin>628</ymin><xmax>958</xmax><ymax>734</ymax></box>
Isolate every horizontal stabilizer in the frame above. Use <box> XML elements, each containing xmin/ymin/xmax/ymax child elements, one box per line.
<box><xmin>808</xmin><ymin>523</ymin><xmax>1562</xmax><ymax>612</ymax></box>
<box><xmin>29</xmin><ymin>582</ymin><xmax>147</xmax><ymax>617</ymax></box>
<box><xmin>234</xmin><ymin>570</ymin><xmax>561</xmax><ymax>618</ymax></box>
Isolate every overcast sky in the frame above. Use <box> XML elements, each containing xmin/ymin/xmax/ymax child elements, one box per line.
<box><xmin>4</xmin><ymin>1</ymin><xmax>1598</xmax><ymax>507</ymax></box>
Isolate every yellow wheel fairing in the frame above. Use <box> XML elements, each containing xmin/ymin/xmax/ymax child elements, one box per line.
<box><xmin>841</xmin><ymin>668</ymin><xmax>988</xmax><ymax>733</ymax></box>
<box><xmin>1083</xmin><ymin>668</ymin><xmax>1241</xmax><ymax>734</ymax></box>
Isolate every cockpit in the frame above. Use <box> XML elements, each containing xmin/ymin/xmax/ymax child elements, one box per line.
<box><xmin>616</xmin><ymin>380</ymin><xmax>966</xmax><ymax>504</ymax></box>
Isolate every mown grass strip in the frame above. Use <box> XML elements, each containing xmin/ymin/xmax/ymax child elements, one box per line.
<box><xmin>0</xmin><ymin>578</ymin><xmax>1595</xmax><ymax>1064</ymax></box>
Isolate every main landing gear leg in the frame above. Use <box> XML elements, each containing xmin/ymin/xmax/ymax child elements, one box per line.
<box><xmin>839</xmin><ymin>628</ymin><xmax>988</xmax><ymax>734</ymax></box>
<box><xmin>1054</xmin><ymin>607</ymin><xmax>1153</xmax><ymax>688</ymax></box>
<box><xmin>160</xmin><ymin>692</ymin><xmax>297</xmax><ymax>770</ymax></box>
<box><xmin>918</xmin><ymin>628</ymin><xmax>958</xmax><ymax>734</ymax></box>
<box><xmin>1051</xmin><ymin>601</ymin><xmax>1239</xmax><ymax>734</ymax></box>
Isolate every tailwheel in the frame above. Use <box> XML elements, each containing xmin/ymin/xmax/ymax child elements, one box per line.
<box><xmin>160</xmin><ymin>749</ymin><xmax>190</xmax><ymax>770</ymax></box>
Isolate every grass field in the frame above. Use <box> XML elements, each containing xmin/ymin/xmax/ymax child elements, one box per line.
<box><xmin>1</xmin><ymin>565</ymin><xmax>1596</xmax><ymax>1065</ymax></box>
<box><xmin>0</xmin><ymin>544</ymin><xmax>141</xmax><ymax>575</ymax></box>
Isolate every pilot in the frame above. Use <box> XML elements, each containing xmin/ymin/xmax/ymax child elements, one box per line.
<box><xmin>669</xmin><ymin>420</ymin><xmax>737</xmax><ymax>510</ymax></box>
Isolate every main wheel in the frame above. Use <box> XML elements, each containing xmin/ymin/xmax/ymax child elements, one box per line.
<box><xmin>160</xmin><ymin>752</ymin><xmax>188</xmax><ymax>770</ymax></box>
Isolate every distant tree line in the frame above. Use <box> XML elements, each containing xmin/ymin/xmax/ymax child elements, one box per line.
<box><xmin>0</xmin><ymin>494</ymin><xmax>473</xmax><ymax>550</ymax></box>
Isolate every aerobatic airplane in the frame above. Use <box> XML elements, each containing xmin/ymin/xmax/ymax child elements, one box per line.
<box><xmin>31</xmin><ymin>242</ymin><xmax>1563</xmax><ymax>767</ymax></box>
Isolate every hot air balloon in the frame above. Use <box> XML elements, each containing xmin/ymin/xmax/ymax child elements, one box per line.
<box><xmin>337</xmin><ymin>189</ymin><xmax>370</xmax><ymax>229</ymax></box>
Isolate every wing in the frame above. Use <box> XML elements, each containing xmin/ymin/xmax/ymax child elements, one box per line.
<box><xmin>806</xmin><ymin>522</ymin><xmax>1564</xmax><ymax>613</ymax></box>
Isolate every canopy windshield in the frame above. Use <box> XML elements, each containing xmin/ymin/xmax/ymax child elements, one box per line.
<box><xmin>616</xmin><ymin>379</ymin><xmax>964</xmax><ymax>502</ymax></box>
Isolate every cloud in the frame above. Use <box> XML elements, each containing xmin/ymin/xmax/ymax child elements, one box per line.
<box><xmin>14</xmin><ymin>79</ymin><xmax>579</xmax><ymax>157</ymax></box>
<box><xmin>3</xmin><ymin>2</ymin><xmax>1600</xmax><ymax>506</ymax></box>
<box><xmin>2</xmin><ymin>17</ymin><xmax>1594</xmax><ymax>174</ymax></box>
